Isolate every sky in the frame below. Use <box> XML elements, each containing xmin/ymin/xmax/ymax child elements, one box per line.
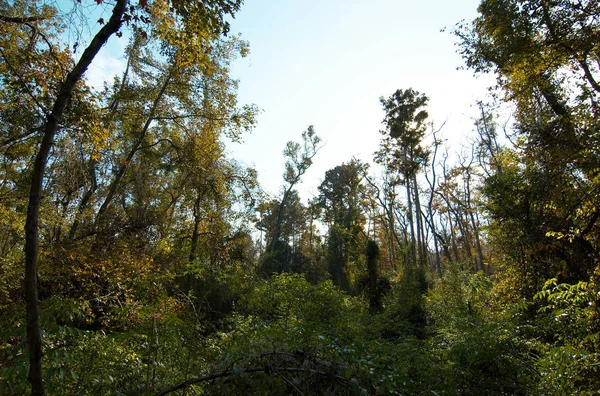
<box><xmin>224</xmin><ymin>0</ymin><xmax>495</xmax><ymax>202</ymax></box>
<box><xmin>77</xmin><ymin>0</ymin><xmax>496</xmax><ymax>204</ymax></box>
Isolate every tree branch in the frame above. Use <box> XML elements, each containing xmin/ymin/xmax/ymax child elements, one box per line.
<box><xmin>0</xmin><ymin>14</ymin><xmax>48</xmax><ymax>24</ymax></box>
<box><xmin>155</xmin><ymin>366</ymin><xmax>350</xmax><ymax>395</ymax></box>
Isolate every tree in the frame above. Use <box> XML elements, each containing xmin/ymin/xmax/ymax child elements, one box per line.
<box><xmin>257</xmin><ymin>190</ymin><xmax>309</xmax><ymax>274</ymax></box>
<box><xmin>0</xmin><ymin>0</ymin><xmax>245</xmax><ymax>392</ymax></box>
<box><xmin>20</xmin><ymin>3</ymin><xmax>127</xmax><ymax>392</ymax></box>
<box><xmin>268</xmin><ymin>126</ymin><xmax>321</xmax><ymax>253</ymax></box>
<box><xmin>366</xmin><ymin>239</ymin><xmax>381</xmax><ymax>311</ymax></box>
<box><xmin>318</xmin><ymin>159</ymin><xmax>367</xmax><ymax>289</ymax></box>
<box><xmin>457</xmin><ymin>0</ymin><xmax>600</xmax><ymax>289</ymax></box>
<box><xmin>376</xmin><ymin>88</ymin><xmax>431</xmax><ymax>267</ymax></box>
<box><xmin>423</xmin><ymin>129</ymin><xmax>443</xmax><ymax>274</ymax></box>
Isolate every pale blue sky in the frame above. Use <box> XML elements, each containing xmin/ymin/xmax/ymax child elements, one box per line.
<box><xmin>80</xmin><ymin>0</ymin><xmax>494</xmax><ymax>203</ymax></box>
<box><xmin>226</xmin><ymin>0</ymin><xmax>494</xmax><ymax>201</ymax></box>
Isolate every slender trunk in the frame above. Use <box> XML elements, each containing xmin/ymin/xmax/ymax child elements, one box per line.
<box><xmin>309</xmin><ymin>212</ymin><xmax>314</xmax><ymax>263</ymax></box>
<box><xmin>412</xmin><ymin>175</ymin><xmax>427</xmax><ymax>267</ymax></box>
<box><xmin>402</xmin><ymin>226</ymin><xmax>410</xmax><ymax>267</ymax></box>
<box><xmin>447</xmin><ymin>212</ymin><xmax>460</xmax><ymax>261</ymax></box>
<box><xmin>388</xmin><ymin>200</ymin><xmax>397</xmax><ymax>267</ymax></box>
<box><xmin>463</xmin><ymin>163</ymin><xmax>486</xmax><ymax>273</ymax></box>
<box><xmin>68</xmin><ymin>159</ymin><xmax>97</xmax><ymax>239</ymax></box>
<box><xmin>424</xmin><ymin>215</ymin><xmax>442</xmax><ymax>275</ymax></box>
<box><xmin>95</xmin><ymin>68</ymin><xmax>173</xmax><ymax>229</ymax></box>
<box><xmin>439</xmin><ymin>231</ymin><xmax>452</xmax><ymax>262</ymax></box>
<box><xmin>432</xmin><ymin>230</ymin><xmax>441</xmax><ymax>275</ymax></box>
<box><xmin>189</xmin><ymin>196</ymin><xmax>202</xmax><ymax>263</ymax></box>
<box><xmin>269</xmin><ymin>186</ymin><xmax>295</xmax><ymax>253</ymax></box>
<box><xmin>362</xmin><ymin>174</ymin><xmax>403</xmax><ymax>269</ymax></box>
<box><xmin>23</xmin><ymin>2</ymin><xmax>126</xmax><ymax>394</ymax></box>
<box><xmin>426</xmin><ymin>203</ymin><xmax>442</xmax><ymax>275</ymax></box>
<box><xmin>70</xmin><ymin>46</ymin><xmax>133</xmax><ymax>239</ymax></box>
<box><xmin>405</xmin><ymin>177</ymin><xmax>417</xmax><ymax>267</ymax></box>
<box><xmin>456</xmin><ymin>213</ymin><xmax>474</xmax><ymax>268</ymax></box>
<box><xmin>470</xmin><ymin>210</ymin><xmax>486</xmax><ymax>272</ymax></box>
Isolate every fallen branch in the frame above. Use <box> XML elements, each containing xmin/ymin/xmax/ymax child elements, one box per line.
<box><xmin>155</xmin><ymin>366</ymin><xmax>350</xmax><ymax>395</ymax></box>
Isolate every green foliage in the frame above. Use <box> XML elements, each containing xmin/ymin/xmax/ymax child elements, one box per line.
<box><xmin>182</xmin><ymin>255</ymin><xmax>259</xmax><ymax>323</ymax></box>
<box><xmin>370</xmin><ymin>267</ymin><xmax>429</xmax><ymax>341</ymax></box>
<box><xmin>0</xmin><ymin>303</ymin><xmax>209</xmax><ymax>395</ymax></box>
<box><xmin>427</xmin><ymin>263</ymin><xmax>493</xmax><ymax>323</ymax></box>
<box><xmin>365</xmin><ymin>239</ymin><xmax>382</xmax><ymax>311</ymax></box>
<box><xmin>1</xmin><ymin>0</ymin><xmax>599</xmax><ymax>394</ymax></box>
<box><xmin>458</xmin><ymin>0</ymin><xmax>600</xmax><ymax>291</ymax></box>
<box><xmin>239</xmin><ymin>273</ymin><xmax>356</xmax><ymax>328</ymax></box>
<box><xmin>533</xmin><ymin>276</ymin><xmax>600</xmax><ymax>394</ymax></box>
<box><xmin>376</xmin><ymin>88</ymin><xmax>430</xmax><ymax>177</ymax></box>
<box><xmin>427</xmin><ymin>265</ymin><xmax>537</xmax><ymax>394</ymax></box>
<box><xmin>433</xmin><ymin>318</ymin><xmax>536</xmax><ymax>395</ymax></box>
<box><xmin>202</xmin><ymin>274</ymin><xmax>366</xmax><ymax>394</ymax></box>
<box><xmin>483</xmin><ymin>146</ymin><xmax>598</xmax><ymax>295</ymax></box>
<box><xmin>208</xmin><ymin>273</ymin><xmax>434</xmax><ymax>395</ymax></box>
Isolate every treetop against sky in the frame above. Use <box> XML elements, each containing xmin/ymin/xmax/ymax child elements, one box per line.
<box><xmin>75</xmin><ymin>0</ymin><xmax>493</xmax><ymax>200</ymax></box>
<box><xmin>225</xmin><ymin>0</ymin><xmax>494</xmax><ymax>199</ymax></box>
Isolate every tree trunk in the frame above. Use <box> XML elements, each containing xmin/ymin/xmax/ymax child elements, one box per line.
<box><xmin>189</xmin><ymin>195</ymin><xmax>203</xmax><ymax>263</ymax></box>
<box><xmin>94</xmin><ymin>68</ymin><xmax>173</xmax><ymax>230</ymax></box>
<box><xmin>68</xmin><ymin>159</ymin><xmax>97</xmax><ymax>239</ymax></box>
<box><xmin>69</xmin><ymin>46</ymin><xmax>133</xmax><ymax>240</ymax></box>
<box><xmin>23</xmin><ymin>2</ymin><xmax>126</xmax><ymax>394</ymax></box>
<box><xmin>269</xmin><ymin>187</ymin><xmax>293</xmax><ymax>253</ymax></box>
<box><xmin>412</xmin><ymin>175</ymin><xmax>427</xmax><ymax>267</ymax></box>
<box><xmin>447</xmin><ymin>213</ymin><xmax>460</xmax><ymax>262</ymax></box>
<box><xmin>405</xmin><ymin>178</ymin><xmax>417</xmax><ymax>267</ymax></box>
<box><xmin>470</xmin><ymin>210</ymin><xmax>486</xmax><ymax>272</ymax></box>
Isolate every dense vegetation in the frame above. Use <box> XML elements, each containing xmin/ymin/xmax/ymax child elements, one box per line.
<box><xmin>1</xmin><ymin>0</ymin><xmax>599</xmax><ymax>394</ymax></box>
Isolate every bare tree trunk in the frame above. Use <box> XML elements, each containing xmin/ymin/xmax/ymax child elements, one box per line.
<box><xmin>362</xmin><ymin>173</ymin><xmax>403</xmax><ymax>270</ymax></box>
<box><xmin>269</xmin><ymin>186</ymin><xmax>293</xmax><ymax>253</ymax></box>
<box><xmin>455</xmin><ymin>212</ymin><xmax>474</xmax><ymax>269</ymax></box>
<box><xmin>387</xmin><ymin>201</ymin><xmax>397</xmax><ymax>268</ymax></box>
<box><xmin>426</xmin><ymin>131</ymin><xmax>442</xmax><ymax>274</ymax></box>
<box><xmin>412</xmin><ymin>175</ymin><xmax>427</xmax><ymax>267</ymax></box>
<box><xmin>437</xmin><ymin>219</ymin><xmax>453</xmax><ymax>262</ymax></box>
<box><xmin>447</xmin><ymin>212</ymin><xmax>460</xmax><ymax>261</ymax></box>
<box><xmin>470</xmin><ymin>211</ymin><xmax>486</xmax><ymax>272</ymax></box>
<box><xmin>68</xmin><ymin>159</ymin><xmax>97</xmax><ymax>239</ymax></box>
<box><xmin>405</xmin><ymin>179</ymin><xmax>417</xmax><ymax>267</ymax></box>
<box><xmin>463</xmin><ymin>161</ymin><xmax>486</xmax><ymax>273</ymax></box>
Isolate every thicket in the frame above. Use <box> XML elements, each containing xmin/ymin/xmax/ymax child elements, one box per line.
<box><xmin>1</xmin><ymin>0</ymin><xmax>599</xmax><ymax>394</ymax></box>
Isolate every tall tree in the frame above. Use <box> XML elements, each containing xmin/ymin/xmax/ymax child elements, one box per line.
<box><xmin>318</xmin><ymin>159</ymin><xmax>367</xmax><ymax>289</ymax></box>
<box><xmin>457</xmin><ymin>0</ymin><xmax>600</xmax><ymax>289</ymax></box>
<box><xmin>20</xmin><ymin>3</ymin><xmax>127</xmax><ymax>392</ymax></box>
<box><xmin>376</xmin><ymin>88</ymin><xmax>431</xmax><ymax>267</ymax></box>
<box><xmin>268</xmin><ymin>126</ymin><xmax>321</xmax><ymax>253</ymax></box>
<box><xmin>0</xmin><ymin>0</ymin><xmax>245</xmax><ymax>392</ymax></box>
